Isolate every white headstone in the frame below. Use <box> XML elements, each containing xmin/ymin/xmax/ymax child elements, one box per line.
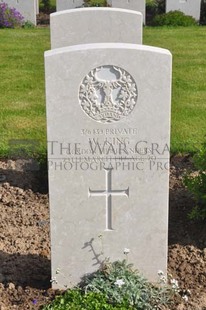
<box><xmin>57</xmin><ymin>0</ymin><xmax>84</xmax><ymax>11</ymax></box>
<box><xmin>56</xmin><ymin>0</ymin><xmax>145</xmax><ymax>24</ymax></box>
<box><xmin>45</xmin><ymin>41</ymin><xmax>172</xmax><ymax>288</ymax></box>
<box><xmin>36</xmin><ymin>0</ymin><xmax>39</xmax><ymax>15</ymax></box>
<box><xmin>0</xmin><ymin>0</ymin><xmax>37</xmax><ymax>25</ymax></box>
<box><xmin>166</xmin><ymin>0</ymin><xmax>201</xmax><ymax>21</ymax></box>
<box><xmin>51</xmin><ymin>8</ymin><xmax>143</xmax><ymax>49</ymax></box>
<box><xmin>108</xmin><ymin>0</ymin><xmax>145</xmax><ymax>24</ymax></box>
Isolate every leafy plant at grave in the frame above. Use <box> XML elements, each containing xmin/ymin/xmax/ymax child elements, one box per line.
<box><xmin>84</xmin><ymin>0</ymin><xmax>109</xmax><ymax>7</ymax></box>
<box><xmin>83</xmin><ymin>260</ymin><xmax>178</xmax><ymax>309</ymax></box>
<box><xmin>22</xmin><ymin>20</ymin><xmax>35</xmax><ymax>28</ymax></box>
<box><xmin>0</xmin><ymin>2</ymin><xmax>24</xmax><ymax>28</ymax></box>
<box><xmin>153</xmin><ymin>10</ymin><xmax>197</xmax><ymax>26</ymax></box>
<box><xmin>184</xmin><ymin>138</ymin><xmax>206</xmax><ymax>220</ymax></box>
<box><xmin>42</xmin><ymin>259</ymin><xmax>181</xmax><ymax>309</ymax></box>
<box><xmin>42</xmin><ymin>289</ymin><xmax>130</xmax><ymax>309</ymax></box>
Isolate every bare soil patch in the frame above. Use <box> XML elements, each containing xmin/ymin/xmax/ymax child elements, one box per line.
<box><xmin>0</xmin><ymin>156</ymin><xmax>205</xmax><ymax>309</ymax></box>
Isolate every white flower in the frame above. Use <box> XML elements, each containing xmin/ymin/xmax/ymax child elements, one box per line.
<box><xmin>170</xmin><ymin>279</ymin><xmax>179</xmax><ymax>291</ymax></box>
<box><xmin>187</xmin><ymin>289</ymin><xmax>191</xmax><ymax>296</ymax></box>
<box><xmin>158</xmin><ymin>270</ymin><xmax>164</xmax><ymax>276</ymax></box>
<box><xmin>123</xmin><ymin>248</ymin><xmax>130</xmax><ymax>254</ymax></box>
<box><xmin>159</xmin><ymin>275</ymin><xmax>167</xmax><ymax>284</ymax></box>
<box><xmin>182</xmin><ymin>295</ymin><xmax>189</xmax><ymax>302</ymax></box>
<box><xmin>170</xmin><ymin>279</ymin><xmax>178</xmax><ymax>286</ymax></box>
<box><xmin>158</xmin><ymin>270</ymin><xmax>167</xmax><ymax>284</ymax></box>
<box><xmin>114</xmin><ymin>279</ymin><xmax>125</xmax><ymax>287</ymax></box>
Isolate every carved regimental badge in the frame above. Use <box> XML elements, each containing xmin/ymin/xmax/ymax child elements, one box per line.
<box><xmin>79</xmin><ymin>65</ymin><xmax>138</xmax><ymax>123</ymax></box>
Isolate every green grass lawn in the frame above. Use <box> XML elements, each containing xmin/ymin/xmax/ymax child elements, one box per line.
<box><xmin>144</xmin><ymin>26</ymin><xmax>206</xmax><ymax>153</ymax></box>
<box><xmin>0</xmin><ymin>28</ymin><xmax>50</xmax><ymax>156</ymax></box>
<box><xmin>0</xmin><ymin>26</ymin><xmax>205</xmax><ymax>156</ymax></box>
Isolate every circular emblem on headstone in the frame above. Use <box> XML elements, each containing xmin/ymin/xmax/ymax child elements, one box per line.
<box><xmin>79</xmin><ymin>65</ymin><xmax>138</xmax><ymax>123</ymax></box>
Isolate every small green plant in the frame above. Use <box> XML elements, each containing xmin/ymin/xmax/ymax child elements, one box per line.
<box><xmin>153</xmin><ymin>10</ymin><xmax>197</xmax><ymax>26</ymax></box>
<box><xmin>184</xmin><ymin>139</ymin><xmax>206</xmax><ymax>220</ymax></box>
<box><xmin>84</xmin><ymin>0</ymin><xmax>109</xmax><ymax>7</ymax></box>
<box><xmin>43</xmin><ymin>257</ymin><xmax>185</xmax><ymax>309</ymax></box>
<box><xmin>22</xmin><ymin>20</ymin><xmax>35</xmax><ymax>28</ymax></box>
<box><xmin>84</xmin><ymin>260</ymin><xmax>178</xmax><ymax>309</ymax></box>
<box><xmin>42</xmin><ymin>289</ymin><xmax>131</xmax><ymax>309</ymax></box>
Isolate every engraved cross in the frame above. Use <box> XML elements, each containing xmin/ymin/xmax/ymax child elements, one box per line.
<box><xmin>89</xmin><ymin>168</ymin><xmax>129</xmax><ymax>231</ymax></box>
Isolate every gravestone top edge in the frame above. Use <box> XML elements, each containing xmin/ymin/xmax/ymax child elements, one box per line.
<box><xmin>45</xmin><ymin>43</ymin><xmax>172</xmax><ymax>58</ymax></box>
<box><xmin>50</xmin><ymin>7</ymin><xmax>143</xmax><ymax>17</ymax></box>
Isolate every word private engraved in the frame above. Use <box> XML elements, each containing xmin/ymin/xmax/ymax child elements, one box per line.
<box><xmin>79</xmin><ymin>65</ymin><xmax>138</xmax><ymax>123</ymax></box>
<box><xmin>89</xmin><ymin>168</ymin><xmax>129</xmax><ymax>230</ymax></box>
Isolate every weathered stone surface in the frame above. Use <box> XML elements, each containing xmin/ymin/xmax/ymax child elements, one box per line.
<box><xmin>108</xmin><ymin>0</ymin><xmax>145</xmax><ymax>24</ymax></box>
<box><xmin>56</xmin><ymin>0</ymin><xmax>84</xmax><ymax>11</ymax></box>
<box><xmin>56</xmin><ymin>0</ymin><xmax>145</xmax><ymax>24</ymax></box>
<box><xmin>50</xmin><ymin>8</ymin><xmax>143</xmax><ymax>49</ymax></box>
<box><xmin>45</xmin><ymin>42</ymin><xmax>172</xmax><ymax>288</ymax></box>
